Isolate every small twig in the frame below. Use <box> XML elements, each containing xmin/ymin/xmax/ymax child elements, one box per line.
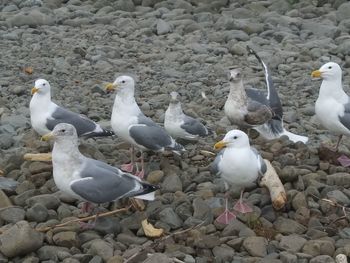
<box><xmin>35</xmin><ymin>206</ymin><xmax>131</xmax><ymax>232</ymax></box>
<box><xmin>124</xmin><ymin>221</ymin><xmax>205</xmax><ymax>263</ymax></box>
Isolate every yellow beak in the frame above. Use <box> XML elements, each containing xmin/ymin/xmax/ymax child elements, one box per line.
<box><xmin>41</xmin><ymin>132</ymin><xmax>54</xmax><ymax>141</ymax></box>
<box><xmin>214</xmin><ymin>140</ymin><xmax>227</xmax><ymax>150</ymax></box>
<box><xmin>311</xmin><ymin>70</ymin><xmax>322</xmax><ymax>78</ymax></box>
<box><xmin>105</xmin><ymin>83</ymin><xmax>117</xmax><ymax>92</ymax></box>
<box><xmin>31</xmin><ymin>87</ymin><xmax>39</xmax><ymax>95</ymax></box>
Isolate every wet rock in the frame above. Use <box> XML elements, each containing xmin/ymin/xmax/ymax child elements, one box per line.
<box><xmin>159</xmin><ymin>207</ymin><xmax>183</xmax><ymax>229</ymax></box>
<box><xmin>243</xmin><ymin>236</ymin><xmax>268</xmax><ymax>257</ymax></box>
<box><xmin>302</xmin><ymin>239</ymin><xmax>335</xmax><ymax>256</ymax></box>
<box><xmin>274</xmin><ymin>217</ymin><xmax>307</xmax><ymax>235</ymax></box>
<box><xmin>26</xmin><ymin>203</ymin><xmax>49</xmax><ymax>222</ymax></box>
<box><xmin>0</xmin><ymin>221</ymin><xmax>43</xmax><ymax>257</ymax></box>
<box><xmin>37</xmin><ymin>246</ymin><xmax>70</xmax><ymax>261</ymax></box>
<box><xmin>88</xmin><ymin>240</ymin><xmax>113</xmax><ymax>262</ymax></box>
<box><xmin>53</xmin><ymin>231</ymin><xmax>80</xmax><ymax>248</ymax></box>
<box><xmin>161</xmin><ymin>174</ymin><xmax>182</xmax><ymax>193</ymax></box>
<box><xmin>279</xmin><ymin>234</ymin><xmax>307</xmax><ymax>252</ymax></box>
<box><xmin>0</xmin><ymin>206</ymin><xmax>25</xmax><ymax>223</ymax></box>
<box><xmin>26</xmin><ymin>194</ymin><xmax>61</xmax><ymax>210</ymax></box>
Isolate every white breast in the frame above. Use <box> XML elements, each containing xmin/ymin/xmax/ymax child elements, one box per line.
<box><xmin>219</xmin><ymin>148</ymin><xmax>259</xmax><ymax>188</ymax></box>
<box><xmin>30</xmin><ymin>95</ymin><xmax>57</xmax><ymax>135</ymax></box>
<box><xmin>315</xmin><ymin>97</ymin><xmax>350</xmax><ymax>135</ymax></box>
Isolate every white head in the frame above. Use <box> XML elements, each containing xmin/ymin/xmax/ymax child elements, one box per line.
<box><xmin>170</xmin><ymin>91</ymin><xmax>180</xmax><ymax>102</ymax></box>
<box><xmin>41</xmin><ymin>123</ymin><xmax>78</xmax><ymax>144</ymax></box>
<box><xmin>228</xmin><ymin>68</ymin><xmax>243</xmax><ymax>83</ymax></box>
<box><xmin>31</xmin><ymin>79</ymin><xmax>51</xmax><ymax>95</ymax></box>
<box><xmin>214</xmin><ymin>129</ymin><xmax>250</xmax><ymax>150</ymax></box>
<box><xmin>106</xmin><ymin>75</ymin><xmax>135</xmax><ymax>95</ymax></box>
<box><xmin>311</xmin><ymin>62</ymin><xmax>342</xmax><ymax>81</ymax></box>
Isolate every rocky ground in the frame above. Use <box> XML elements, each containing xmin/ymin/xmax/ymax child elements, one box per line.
<box><xmin>1</xmin><ymin>0</ymin><xmax>350</xmax><ymax>262</ymax></box>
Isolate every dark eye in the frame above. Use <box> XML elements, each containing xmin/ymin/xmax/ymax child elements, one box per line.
<box><xmin>328</xmin><ymin>66</ymin><xmax>332</xmax><ymax>69</ymax></box>
<box><xmin>43</xmin><ymin>83</ymin><xmax>46</xmax><ymax>86</ymax></box>
<box><xmin>122</xmin><ymin>80</ymin><xmax>126</xmax><ymax>84</ymax></box>
<box><xmin>61</xmin><ymin>129</ymin><xmax>66</xmax><ymax>132</ymax></box>
<box><xmin>233</xmin><ymin>136</ymin><xmax>238</xmax><ymax>139</ymax></box>
<box><xmin>236</xmin><ymin>73</ymin><xmax>241</xmax><ymax>76</ymax></box>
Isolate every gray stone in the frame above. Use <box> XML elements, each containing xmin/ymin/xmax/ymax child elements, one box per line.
<box><xmin>0</xmin><ymin>190</ymin><xmax>12</xmax><ymax>208</ymax></box>
<box><xmin>159</xmin><ymin>207</ymin><xmax>183</xmax><ymax>229</ymax></box>
<box><xmin>88</xmin><ymin>240</ymin><xmax>113</xmax><ymax>262</ymax></box>
<box><xmin>161</xmin><ymin>174</ymin><xmax>182</xmax><ymax>193</ymax></box>
<box><xmin>192</xmin><ymin>197</ymin><xmax>213</xmax><ymax>224</ymax></box>
<box><xmin>274</xmin><ymin>217</ymin><xmax>307</xmax><ymax>235</ymax></box>
<box><xmin>327</xmin><ymin>190</ymin><xmax>350</xmax><ymax>205</ymax></box>
<box><xmin>302</xmin><ymin>239</ymin><xmax>335</xmax><ymax>256</ymax></box>
<box><xmin>309</xmin><ymin>255</ymin><xmax>335</xmax><ymax>263</ymax></box>
<box><xmin>7</xmin><ymin>9</ymin><xmax>55</xmax><ymax>27</ymax></box>
<box><xmin>116</xmin><ymin>233</ymin><xmax>147</xmax><ymax>245</ymax></box>
<box><xmin>279</xmin><ymin>234</ymin><xmax>306</xmax><ymax>252</ymax></box>
<box><xmin>0</xmin><ymin>206</ymin><xmax>25</xmax><ymax>223</ymax></box>
<box><xmin>1</xmin><ymin>114</ymin><xmax>30</xmax><ymax>130</ymax></box>
<box><xmin>93</xmin><ymin>217</ymin><xmax>121</xmax><ymax>235</ymax></box>
<box><xmin>327</xmin><ymin>173</ymin><xmax>350</xmax><ymax>187</ymax></box>
<box><xmin>115</xmin><ymin>0</ymin><xmax>135</xmax><ymax>12</ymax></box>
<box><xmin>242</xmin><ymin>236</ymin><xmax>268</xmax><ymax>257</ymax></box>
<box><xmin>337</xmin><ymin>2</ymin><xmax>350</xmax><ymax>21</ymax></box>
<box><xmin>280</xmin><ymin>251</ymin><xmax>297</xmax><ymax>263</ymax></box>
<box><xmin>2</xmin><ymin>5</ymin><xmax>19</xmax><ymax>12</ymax></box>
<box><xmin>26</xmin><ymin>194</ymin><xmax>61</xmax><ymax>209</ymax></box>
<box><xmin>212</xmin><ymin>245</ymin><xmax>235</xmax><ymax>262</ymax></box>
<box><xmin>26</xmin><ymin>203</ymin><xmax>49</xmax><ymax>222</ymax></box>
<box><xmin>53</xmin><ymin>231</ymin><xmax>80</xmax><ymax>248</ymax></box>
<box><xmin>156</xmin><ymin>19</ymin><xmax>172</xmax><ymax>35</ymax></box>
<box><xmin>292</xmin><ymin>192</ymin><xmax>308</xmax><ymax>210</ymax></box>
<box><xmin>142</xmin><ymin>253</ymin><xmax>172</xmax><ymax>263</ymax></box>
<box><xmin>0</xmin><ymin>221</ymin><xmax>43</xmax><ymax>257</ymax></box>
<box><xmin>37</xmin><ymin>246</ymin><xmax>70</xmax><ymax>261</ymax></box>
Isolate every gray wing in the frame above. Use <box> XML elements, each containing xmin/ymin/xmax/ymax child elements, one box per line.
<box><xmin>129</xmin><ymin>114</ymin><xmax>176</xmax><ymax>151</ymax></box>
<box><xmin>245</xmin><ymin>98</ymin><xmax>273</xmax><ymax>125</ymax></box>
<box><xmin>251</xmin><ymin>147</ymin><xmax>267</xmax><ymax>176</ymax></box>
<box><xmin>246</xmin><ymin>46</ymin><xmax>283</xmax><ymax>119</ymax></box>
<box><xmin>339</xmin><ymin>100</ymin><xmax>350</xmax><ymax>130</ymax></box>
<box><xmin>180</xmin><ymin>115</ymin><xmax>208</xmax><ymax>137</ymax></box>
<box><xmin>70</xmin><ymin>158</ymin><xmax>143</xmax><ymax>203</ymax></box>
<box><xmin>46</xmin><ymin>106</ymin><xmax>97</xmax><ymax>137</ymax></box>
<box><xmin>210</xmin><ymin>150</ymin><xmax>224</xmax><ymax>175</ymax></box>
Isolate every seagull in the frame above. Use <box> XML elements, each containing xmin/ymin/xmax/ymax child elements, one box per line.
<box><xmin>164</xmin><ymin>91</ymin><xmax>211</xmax><ymax>141</ymax></box>
<box><xmin>312</xmin><ymin>62</ymin><xmax>350</xmax><ymax>166</ymax></box>
<box><xmin>224</xmin><ymin>46</ymin><xmax>308</xmax><ymax>144</ymax></box>
<box><xmin>41</xmin><ymin>123</ymin><xmax>158</xmax><ymax>217</ymax></box>
<box><xmin>106</xmin><ymin>76</ymin><xmax>185</xmax><ymax>178</ymax></box>
<box><xmin>30</xmin><ymin>79</ymin><xmax>114</xmax><ymax>138</ymax></box>
<box><xmin>211</xmin><ymin>129</ymin><xmax>266</xmax><ymax>224</ymax></box>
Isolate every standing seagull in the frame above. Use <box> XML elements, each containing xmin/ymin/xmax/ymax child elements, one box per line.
<box><xmin>106</xmin><ymin>76</ymin><xmax>184</xmax><ymax>178</ymax></box>
<box><xmin>41</xmin><ymin>123</ymin><xmax>158</xmax><ymax>220</ymax></box>
<box><xmin>312</xmin><ymin>62</ymin><xmax>350</xmax><ymax>166</ymax></box>
<box><xmin>164</xmin><ymin>91</ymin><xmax>211</xmax><ymax>141</ymax></box>
<box><xmin>30</xmin><ymin>79</ymin><xmax>114</xmax><ymax>138</ymax></box>
<box><xmin>224</xmin><ymin>46</ymin><xmax>308</xmax><ymax>143</ymax></box>
<box><xmin>211</xmin><ymin>129</ymin><xmax>266</xmax><ymax>224</ymax></box>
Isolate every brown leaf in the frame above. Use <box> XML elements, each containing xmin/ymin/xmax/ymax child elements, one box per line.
<box><xmin>24</xmin><ymin>67</ymin><xmax>33</xmax><ymax>74</ymax></box>
<box><xmin>141</xmin><ymin>219</ymin><xmax>164</xmax><ymax>238</ymax></box>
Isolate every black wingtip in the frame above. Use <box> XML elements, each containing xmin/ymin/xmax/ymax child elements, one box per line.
<box><xmin>82</xmin><ymin>129</ymin><xmax>115</xmax><ymax>139</ymax></box>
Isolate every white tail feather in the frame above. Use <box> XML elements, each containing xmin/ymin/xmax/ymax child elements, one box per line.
<box><xmin>135</xmin><ymin>191</ymin><xmax>155</xmax><ymax>201</ymax></box>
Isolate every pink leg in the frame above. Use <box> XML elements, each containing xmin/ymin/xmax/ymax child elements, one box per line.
<box><xmin>334</xmin><ymin>135</ymin><xmax>343</xmax><ymax>152</ymax></box>
<box><xmin>216</xmin><ymin>197</ymin><xmax>236</xmax><ymax>224</ymax></box>
<box><xmin>121</xmin><ymin>146</ymin><xmax>135</xmax><ymax>173</ymax></box>
<box><xmin>135</xmin><ymin>151</ymin><xmax>145</xmax><ymax>179</ymax></box>
<box><xmin>233</xmin><ymin>190</ymin><xmax>253</xmax><ymax>213</ymax></box>
<box><xmin>79</xmin><ymin>212</ymin><xmax>100</xmax><ymax>230</ymax></box>
<box><xmin>337</xmin><ymin>154</ymin><xmax>350</xmax><ymax>167</ymax></box>
<box><xmin>81</xmin><ymin>202</ymin><xmax>94</xmax><ymax>214</ymax></box>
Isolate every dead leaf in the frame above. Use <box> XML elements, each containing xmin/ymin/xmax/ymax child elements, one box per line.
<box><xmin>24</xmin><ymin>67</ymin><xmax>33</xmax><ymax>74</ymax></box>
<box><xmin>141</xmin><ymin>219</ymin><xmax>164</xmax><ymax>238</ymax></box>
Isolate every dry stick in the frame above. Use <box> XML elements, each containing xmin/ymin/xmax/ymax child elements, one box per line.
<box><xmin>124</xmin><ymin>221</ymin><xmax>206</xmax><ymax>263</ymax></box>
<box><xmin>35</xmin><ymin>206</ymin><xmax>131</xmax><ymax>232</ymax></box>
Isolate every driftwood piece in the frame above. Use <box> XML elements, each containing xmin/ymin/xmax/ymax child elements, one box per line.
<box><xmin>23</xmin><ymin>153</ymin><xmax>52</xmax><ymax>162</ymax></box>
<box><xmin>259</xmin><ymin>159</ymin><xmax>287</xmax><ymax>210</ymax></box>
